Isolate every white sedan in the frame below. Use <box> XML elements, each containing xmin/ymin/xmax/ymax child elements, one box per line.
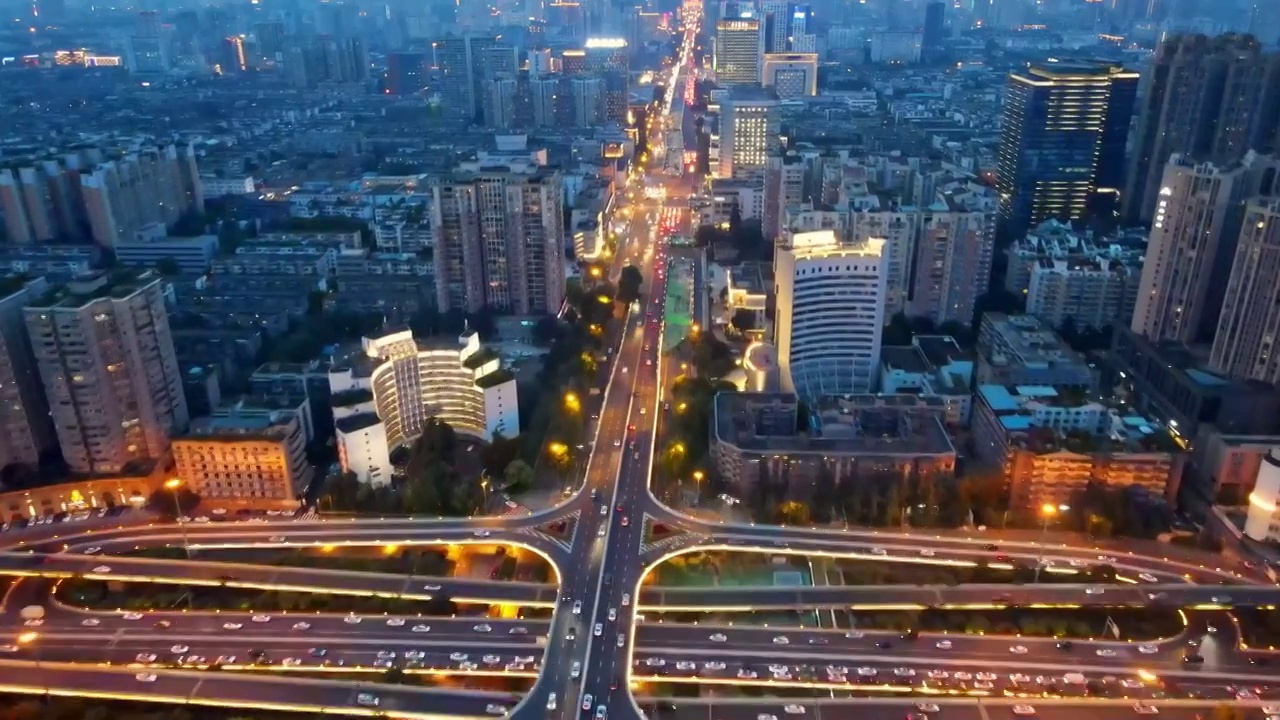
<box><xmin>935</xmin><ymin>640</ymin><xmax>952</xmax><ymax>650</ymax></box>
<box><xmin>709</xmin><ymin>633</ymin><xmax>727</xmax><ymax>642</ymax></box>
<box><xmin>1010</xmin><ymin>645</ymin><xmax>1029</xmax><ymax>655</ymax></box>
<box><xmin>783</xmin><ymin>704</ymin><xmax>806</xmax><ymax>715</ymax></box>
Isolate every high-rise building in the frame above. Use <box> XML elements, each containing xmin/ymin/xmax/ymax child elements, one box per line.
<box><xmin>1130</xmin><ymin>152</ymin><xmax>1279</xmax><ymax>345</ymax></box>
<box><xmin>0</xmin><ymin>277</ymin><xmax>56</xmax><ymax>473</ymax></box>
<box><xmin>386</xmin><ymin>51</ymin><xmax>427</xmax><ymax>95</ymax></box>
<box><xmin>1209</xmin><ymin>195</ymin><xmax>1280</xmax><ymax>383</ymax></box>
<box><xmin>24</xmin><ymin>271</ymin><xmax>189</xmax><ymax>476</ymax></box>
<box><xmin>0</xmin><ymin>161</ymin><xmax>79</xmax><ymax>244</ymax></box>
<box><xmin>714</xmin><ymin>18</ymin><xmax>763</xmax><ymax>85</ymax></box>
<box><xmin>254</xmin><ymin>21</ymin><xmax>286</xmax><ymax>62</ymax></box>
<box><xmin>584</xmin><ymin>37</ymin><xmax>630</xmax><ymax>124</ymax></box>
<box><xmin>433</xmin><ymin>35</ymin><xmax>514</xmax><ymax>121</ymax></box>
<box><xmin>81</xmin><ymin>142</ymin><xmax>204</xmax><ymax>249</ymax></box>
<box><xmin>718</xmin><ymin>87</ymin><xmax>780</xmax><ymax>179</ymax></box>
<box><xmin>922</xmin><ymin>2</ymin><xmax>945</xmax><ymax>58</ymax></box>
<box><xmin>996</xmin><ymin>60</ymin><xmax>1138</xmax><ymax>239</ymax></box>
<box><xmin>762</xmin><ymin>53</ymin><xmax>817</xmax><ymax>98</ymax></box>
<box><xmin>1123</xmin><ymin>34</ymin><xmax>1280</xmax><ymax>225</ymax></box>
<box><xmin>572</xmin><ymin>76</ymin><xmax>604</xmax><ymax>126</ymax></box>
<box><xmin>774</xmin><ymin>231</ymin><xmax>887</xmax><ymax>398</ymax></box>
<box><xmin>430</xmin><ymin>167</ymin><xmax>566</xmax><ymax>315</ymax></box>
<box><xmin>760</xmin><ymin>1</ymin><xmax>790</xmax><ymax>53</ymax></box>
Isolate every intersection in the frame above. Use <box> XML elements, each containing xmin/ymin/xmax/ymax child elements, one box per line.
<box><xmin>1</xmin><ymin>15</ymin><xmax>1280</xmax><ymax>720</ymax></box>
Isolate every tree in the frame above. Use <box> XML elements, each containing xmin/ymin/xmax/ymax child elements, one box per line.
<box><xmin>148</xmin><ymin>487</ymin><xmax>201</xmax><ymax>518</ymax></box>
<box><xmin>503</xmin><ymin>459</ymin><xmax>535</xmax><ymax>493</ymax></box>
<box><xmin>730</xmin><ymin>307</ymin><xmax>756</xmax><ymax>334</ymax></box>
<box><xmin>481</xmin><ymin>433</ymin><xmax>523</xmax><ymax>477</ymax></box>
<box><xmin>618</xmin><ymin>265</ymin><xmax>644</xmax><ymax>304</ymax></box>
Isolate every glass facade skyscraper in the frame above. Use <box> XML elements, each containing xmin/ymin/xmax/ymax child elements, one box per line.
<box><xmin>996</xmin><ymin>60</ymin><xmax>1138</xmax><ymax>239</ymax></box>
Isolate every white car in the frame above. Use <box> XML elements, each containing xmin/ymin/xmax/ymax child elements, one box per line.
<box><xmin>645</xmin><ymin>658</ymin><xmax>665</xmax><ymax>667</ymax></box>
<box><xmin>251</xmin><ymin>615</ymin><xmax>271</xmax><ymax>623</ymax></box>
<box><xmin>757</xmin><ymin>715</ymin><xmax>777</xmax><ymax>720</ymax></box>
<box><xmin>282</xmin><ymin>657</ymin><xmax>302</xmax><ymax>667</ymax></box>
<box><xmin>292</xmin><ymin>622</ymin><xmax>311</xmax><ymax>630</ymax></box>
<box><xmin>710</xmin><ymin>633</ymin><xmax>727</xmax><ymax>642</ymax></box>
<box><xmin>485</xmin><ymin>703</ymin><xmax>508</xmax><ymax>715</ymax></box>
<box><xmin>976</xmin><ymin>672</ymin><xmax>998</xmax><ymax>681</ymax></box>
<box><xmin>222</xmin><ymin>622</ymin><xmax>242</xmax><ymax>630</ymax></box>
<box><xmin>376</xmin><ymin>651</ymin><xmax>396</xmax><ymax>660</ymax></box>
<box><xmin>343</xmin><ymin>615</ymin><xmax>361</xmax><ymax>625</ymax></box>
<box><xmin>81</xmin><ymin>618</ymin><xmax>100</xmax><ymax>627</ymax></box>
<box><xmin>616</xmin><ymin>633</ymin><xmax>625</xmax><ymax>647</ymax></box>
<box><xmin>269</xmin><ymin>536</ymin><xmax>286</xmax><ymax>543</ymax></box>
<box><xmin>573</xmin><ymin>601</ymin><xmax>583</xmax><ymax>615</ymax></box>
<box><xmin>571</xmin><ymin>661</ymin><xmax>582</xmax><ymax>678</ymax></box>
<box><xmin>919</xmin><ymin>549</ymin><xmax>935</xmax><ymax>557</ymax></box>
<box><xmin>460</xmin><ymin>661</ymin><xmax>478</xmax><ymax>671</ymax></box>
<box><xmin>1134</xmin><ymin>706</ymin><xmax>1158</xmax><ymax>715</ymax></box>
<box><xmin>1138</xmin><ymin>645</ymin><xmax>1158</xmax><ymax>654</ymax></box>
<box><xmin>928</xmin><ymin>670</ymin><xmax>950</xmax><ymax>680</ymax></box>
<box><xmin>473</xmin><ymin>530</ymin><xmax>491</xmax><ymax>537</ymax></box>
<box><xmin>1010</xmin><ymin>645</ymin><xmax>1028</xmax><ymax>654</ymax></box>
<box><xmin>92</xmin><ymin>565</ymin><xmax>111</xmax><ymax>573</ymax></box>
<box><xmin>738</xmin><ymin>669</ymin><xmax>758</xmax><ymax>679</ymax></box>
<box><xmin>1085</xmin><ymin>586</ymin><xmax>1105</xmax><ymax>595</ymax></box>
<box><xmin>386</xmin><ymin>618</ymin><xmax>405</xmax><ymax>627</ymax></box>
<box><xmin>622</xmin><ymin>593</ymin><xmax>631</xmax><ymax>606</ymax></box>
<box><xmin>170</xmin><ymin>645</ymin><xmax>189</xmax><ymax>653</ymax></box>
<box><xmin>916</xmin><ymin>704</ymin><xmax>940</xmax><ymax>713</ymax></box>
<box><xmin>412</xmin><ymin>625</ymin><xmax>431</xmax><ymax>633</ymax></box>
<box><xmin>450</xmin><ymin>652</ymin><xmax>468</xmax><ymax>661</ymax></box>
<box><xmin>474</xmin><ymin>623</ymin><xmax>492</xmax><ymax>633</ymax></box>
<box><xmin>424</xmin><ymin>584</ymin><xmax>442</xmax><ymax>591</ymax></box>
<box><xmin>136</xmin><ymin>673</ymin><xmax>157</xmax><ymax>682</ymax></box>
<box><xmin>136</xmin><ymin>653</ymin><xmax>157</xmax><ymax>662</ymax></box>
<box><xmin>1012</xmin><ymin>706</ymin><xmax>1036</xmax><ymax>716</ymax></box>
<box><xmin>84</xmin><ymin>547</ymin><xmax>101</xmax><ymax>555</ymax></box>
<box><xmin>483</xmin><ymin>654</ymin><xmax>501</xmax><ymax>665</ymax></box>
<box><xmin>894</xmin><ymin>668</ymin><xmax>916</xmax><ymax>677</ymax></box>
<box><xmin>599</xmin><ymin>505</ymin><xmax>608</xmax><ymax>516</ymax></box>
<box><xmin>608</xmin><ymin>607</ymin><xmax>617</xmax><ymax>621</ymax></box>
<box><xmin>582</xmin><ymin>694</ymin><xmax>594</xmax><ymax>711</ymax></box>
<box><xmin>772</xmin><ymin>636</ymin><xmax>789</xmax><ymax>645</ymax></box>
<box><xmin>1139</xmin><ymin>573</ymin><xmax>1159</xmax><ymax>582</ymax></box>
<box><xmin>356</xmin><ymin>693</ymin><xmax>379</xmax><ymax>708</ymax></box>
<box><xmin>858</xmin><ymin>667</ymin><xmax>877</xmax><ymax>677</ymax></box>
<box><xmin>783</xmin><ymin>705</ymin><xmax>805</xmax><ymax>715</ymax></box>
<box><xmin>845</xmin><ymin>631</ymin><xmax>864</xmax><ymax>639</ymax></box>
<box><xmin>1096</xmin><ymin>649</ymin><xmax>1117</xmax><ymax>658</ymax></box>
<box><xmin>935</xmin><ymin>640</ymin><xmax>952</xmax><ymax>650</ymax></box>
<box><xmin>870</xmin><ymin>548</ymin><xmax>887</xmax><ymax>556</ymax></box>
<box><xmin>593</xmin><ymin>623</ymin><xmax>603</xmax><ymax>636</ymax></box>
<box><xmin>22</xmin><ymin>618</ymin><xmax>42</xmax><ymax>627</ymax></box>
<box><xmin>677</xmin><ymin>661</ymin><xmax>695</xmax><ymax>671</ymax></box>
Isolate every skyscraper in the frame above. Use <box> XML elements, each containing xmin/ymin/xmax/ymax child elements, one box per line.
<box><xmin>996</xmin><ymin>60</ymin><xmax>1138</xmax><ymax>239</ymax></box>
<box><xmin>0</xmin><ymin>277</ymin><xmax>56</xmax><ymax>473</ymax></box>
<box><xmin>1129</xmin><ymin>153</ymin><xmax>1278</xmax><ymax>345</ymax></box>
<box><xmin>430</xmin><ymin>167</ymin><xmax>566</xmax><ymax>315</ymax></box>
<box><xmin>24</xmin><ymin>271</ymin><xmax>189</xmax><ymax>476</ymax></box>
<box><xmin>584</xmin><ymin>37</ymin><xmax>630</xmax><ymax>124</ymax></box>
<box><xmin>775</xmin><ymin>232</ymin><xmax>887</xmax><ymax>398</ymax></box>
<box><xmin>433</xmin><ymin>35</ymin><xmax>515</xmax><ymax>121</ymax></box>
<box><xmin>1123</xmin><ymin>34</ymin><xmax>1280</xmax><ymax>225</ymax></box>
<box><xmin>1210</xmin><ymin>194</ymin><xmax>1280</xmax><ymax>383</ymax></box>
<box><xmin>922</xmin><ymin>2</ymin><xmax>945</xmax><ymax>59</ymax></box>
<box><xmin>714</xmin><ymin>18</ymin><xmax>763</xmax><ymax>85</ymax></box>
<box><xmin>719</xmin><ymin>87</ymin><xmax>780</xmax><ymax>179</ymax></box>
<box><xmin>81</xmin><ymin>143</ymin><xmax>204</xmax><ymax>249</ymax></box>
<box><xmin>386</xmin><ymin>51</ymin><xmax>427</xmax><ymax>95</ymax></box>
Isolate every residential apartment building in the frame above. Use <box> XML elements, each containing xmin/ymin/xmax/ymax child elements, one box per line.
<box><xmin>972</xmin><ymin>384</ymin><xmax>1184</xmax><ymax>509</ymax></box>
<box><xmin>0</xmin><ymin>277</ymin><xmax>57</xmax><ymax>472</ymax></box>
<box><xmin>879</xmin><ymin>335</ymin><xmax>974</xmax><ymax>426</ymax></box>
<box><xmin>172</xmin><ymin>408</ymin><xmax>312</xmax><ymax>502</ymax></box>
<box><xmin>774</xmin><ymin>231</ymin><xmax>887</xmax><ymax>398</ymax></box>
<box><xmin>976</xmin><ymin>313</ymin><xmax>1093</xmax><ymax>388</ymax></box>
<box><xmin>24</xmin><ymin>271</ymin><xmax>189</xmax><ymax>476</ymax></box>
<box><xmin>711</xmin><ymin>392</ymin><xmax>956</xmax><ymax>497</ymax></box>
<box><xmin>1209</xmin><ymin>197</ymin><xmax>1280</xmax><ymax>384</ymax></box>
<box><xmin>430</xmin><ymin>166</ymin><xmax>565</xmax><ymax>315</ymax></box>
<box><xmin>80</xmin><ymin>142</ymin><xmax>204</xmax><ymax>249</ymax></box>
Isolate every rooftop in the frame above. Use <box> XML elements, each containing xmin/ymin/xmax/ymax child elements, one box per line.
<box><xmin>28</xmin><ymin>269</ymin><xmax>159</xmax><ymax>309</ymax></box>
<box><xmin>714</xmin><ymin>392</ymin><xmax>955</xmax><ymax>457</ymax></box>
<box><xmin>181</xmin><ymin>412</ymin><xmax>295</xmax><ymax>441</ymax></box>
<box><xmin>979</xmin><ymin>313</ymin><xmax>1087</xmax><ymax>369</ymax></box>
<box><xmin>336</xmin><ymin>412</ymin><xmax>383</xmax><ymax>434</ymax></box>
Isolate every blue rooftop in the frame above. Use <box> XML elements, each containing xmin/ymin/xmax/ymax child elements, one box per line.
<box><xmin>1185</xmin><ymin>368</ymin><xmax>1229</xmax><ymax>386</ymax></box>
<box><xmin>979</xmin><ymin>384</ymin><xmax>1020</xmax><ymax>411</ymax></box>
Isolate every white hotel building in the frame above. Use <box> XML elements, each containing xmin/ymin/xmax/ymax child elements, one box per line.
<box><xmin>329</xmin><ymin>329</ymin><xmax>518</xmax><ymax>485</ymax></box>
<box><xmin>774</xmin><ymin>230</ymin><xmax>888</xmax><ymax>399</ymax></box>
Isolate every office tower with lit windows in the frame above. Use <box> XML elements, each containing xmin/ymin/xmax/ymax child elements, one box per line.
<box><xmin>762</xmin><ymin>53</ymin><xmax>817</xmax><ymax>98</ymax></box>
<box><xmin>584</xmin><ymin>37</ymin><xmax>630</xmax><ymax>124</ymax></box>
<box><xmin>714</xmin><ymin>18</ymin><xmax>763</xmax><ymax>85</ymax></box>
<box><xmin>1210</xmin><ymin>194</ymin><xmax>1280</xmax><ymax>384</ymax></box>
<box><xmin>1123</xmin><ymin>34</ymin><xmax>1280</xmax><ymax>225</ymax></box>
<box><xmin>1130</xmin><ymin>152</ymin><xmax>1279</xmax><ymax>345</ymax></box>
<box><xmin>24</xmin><ymin>270</ymin><xmax>189</xmax><ymax>476</ymax></box>
<box><xmin>429</xmin><ymin>167</ymin><xmax>565</xmax><ymax>315</ymax></box>
<box><xmin>996</xmin><ymin>60</ymin><xmax>1138</xmax><ymax>240</ymax></box>
<box><xmin>774</xmin><ymin>231</ymin><xmax>888</xmax><ymax>398</ymax></box>
<box><xmin>386</xmin><ymin>51</ymin><xmax>427</xmax><ymax>95</ymax></box>
<box><xmin>719</xmin><ymin>87</ymin><xmax>780</xmax><ymax>179</ymax></box>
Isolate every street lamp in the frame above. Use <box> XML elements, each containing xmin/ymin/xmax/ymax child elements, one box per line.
<box><xmin>165</xmin><ymin>478</ymin><xmax>191</xmax><ymax>558</ymax></box>
<box><xmin>564</xmin><ymin>393</ymin><xmax>581</xmax><ymax>413</ymax></box>
<box><xmin>1035</xmin><ymin>503</ymin><xmax>1070</xmax><ymax>582</ymax></box>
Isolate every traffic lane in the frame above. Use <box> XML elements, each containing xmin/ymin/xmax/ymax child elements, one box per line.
<box><xmin>628</xmin><ymin>651</ymin><xmax>1280</xmax><ymax>692</ymax></box>
<box><xmin>670</xmin><ymin>529</ymin><xmax>1249</xmax><ymax>584</ymax></box>
<box><xmin>640</xmin><ymin>583</ymin><xmax>1267</xmax><ymax>610</ymax></box>
<box><xmin>22</xmin><ymin>613</ymin><xmax>550</xmax><ymax>643</ymax></box>
<box><xmin>646</xmin><ymin>701</ymin><xmax>985</xmax><ymax>720</ymax></box>
<box><xmin>2</xmin><ymin>552</ymin><xmax>555</xmax><ymax>605</ymax></box>
<box><xmin>16</xmin><ymin>638</ymin><xmax>542</xmax><ymax>671</ymax></box>
<box><xmin>635</xmin><ymin>624</ymin><xmax>1190</xmax><ymax>662</ymax></box>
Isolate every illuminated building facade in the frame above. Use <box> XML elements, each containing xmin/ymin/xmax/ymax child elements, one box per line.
<box><xmin>762</xmin><ymin>53</ymin><xmax>817</xmax><ymax>98</ymax></box>
<box><xmin>995</xmin><ymin>60</ymin><xmax>1137</xmax><ymax>239</ymax></box>
<box><xmin>714</xmin><ymin>18</ymin><xmax>763</xmax><ymax>85</ymax></box>
<box><xmin>584</xmin><ymin>37</ymin><xmax>629</xmax><ymax>124</ymax></box>
<box><xmin>774</xmin><ymin>231</ymin><xmax>887</xmax><ymax>398</ymax></box>
<box><xmin>329</xmin><ymin>330</ymin><xmax>518</xmax><ymax>485</ymax></box>
<box><xmin>172</xmin><ymin>410</ymin><xmax>311</xmax><ymax>501</ymax></box>
<box><xmin>718</xmin><ymin>86</ymin><xmax>780</xmax><ymax>180</ymax></box>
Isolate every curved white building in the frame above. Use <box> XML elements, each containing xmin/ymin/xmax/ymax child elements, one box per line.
<box><xmin>775</xmin><ymin>231</ymin><xmax>887</xmax><ymax>399</ymax></box>
<box><xmin>1245</xmin><ymin>448</ymin><xmax>1280</xmax><ymax>541</ymax></box>
<box><xmin>329</xmin><ymin>330</ymin><xmax>519</xmax><ymax>484</ymax></box>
